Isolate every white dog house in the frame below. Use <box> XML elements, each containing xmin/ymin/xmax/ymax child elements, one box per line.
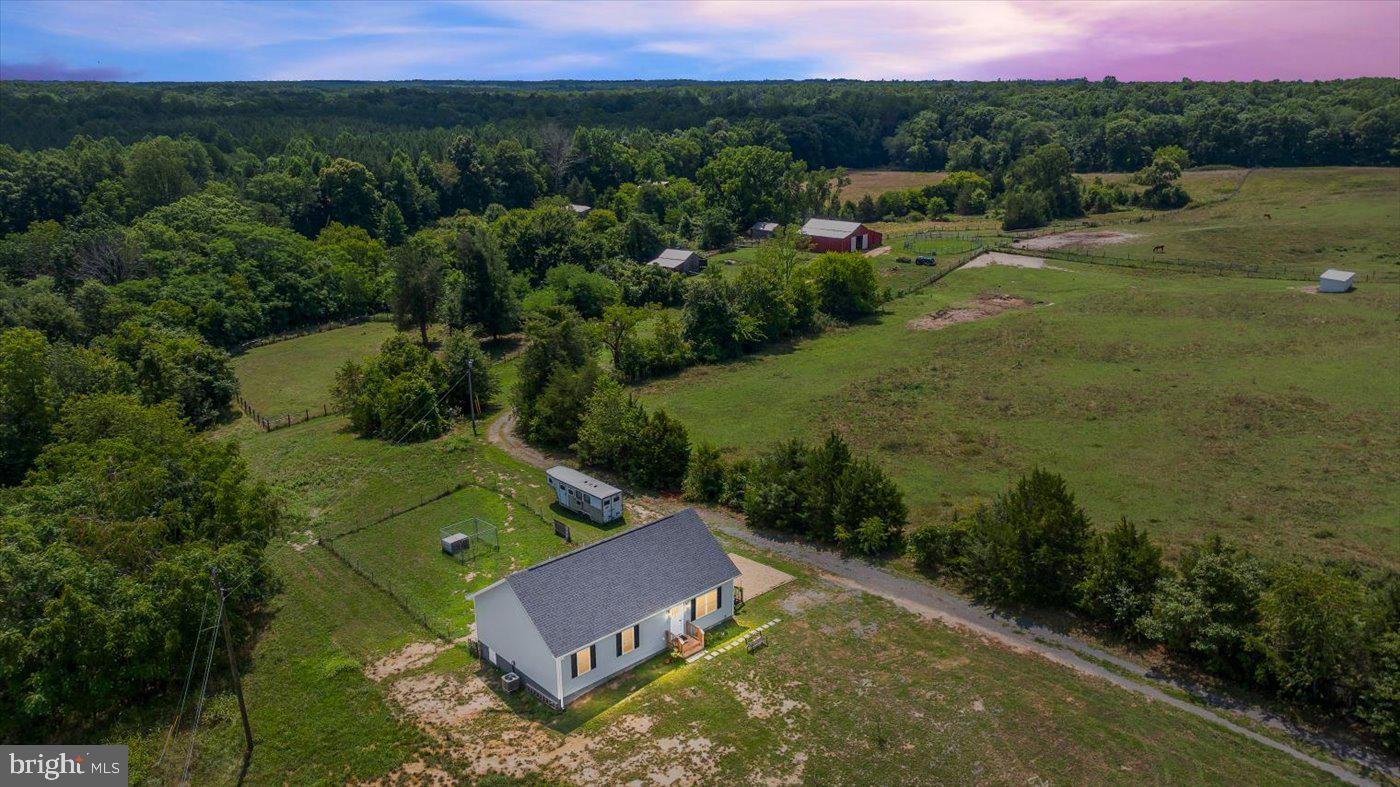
<box><xmin>1318</xmin><ymin>269</ymin><xmax>1355</xmax><ymax>293</ymax></box>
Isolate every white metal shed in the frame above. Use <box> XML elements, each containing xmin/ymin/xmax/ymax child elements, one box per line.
<box><xmin>1318</xmin><ymin>269</ymin><xmax>1355</xmax><ymax>293</ymax></box>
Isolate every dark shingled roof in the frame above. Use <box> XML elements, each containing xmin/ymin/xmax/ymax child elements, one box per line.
<box><xmin>505</xmin><ymin>508</ymin><xmax>740</xmax><ymax>657</ymax></box>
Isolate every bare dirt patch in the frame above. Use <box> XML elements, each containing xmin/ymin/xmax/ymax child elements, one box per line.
<box><xmin>907</xmin><ymin>294</ymin><xmax>1033</xmax><ymax>332</ymax></box>
<box><xmin>364</xmin><ymin>631</ymin><xmax>474</xmax><ymax>683</ymax></box>
<box><xmin>864</xmin><ymin>245</ymin><xmax>892</xmax><ymax>258</ymax></box>
<box><xmin>382</xmin><ymin>663</ymin><xmax>733</xmax><ymax>785</ymax></box>
<box><xmin>778</xmin><ymin>586</ymin><xmax>836</xmax><ymax>615</ymax></box>
<box><xmin>729</xmin><ymin>679</ymin><xmax>808</xmax><ymax>720</ymax></box>
<box><xmin>730</xmin><ymin>553</ymin><xmax>795</xmax><ymax>600</ymax></box>
<box><xmin>367</xmin><ymin>760</ymin><xmax>457</xmax><ymax>786</ymax></box>
<box><xmin>962</xmin><ymin>251</ymin><xmax>1067</xmax><ymax>271</ymax></box>
<box><xmin>1013</xmin><ymin>230</ymin><xmax>1138</xmax><ymax>250</ymax></box>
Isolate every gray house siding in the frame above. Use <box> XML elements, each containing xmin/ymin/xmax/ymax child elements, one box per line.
<box><xmin>473</xmin><ymin>582</ymin><xmax>560</xmax><ymax>703</ymax></box>
<box><xmin>559</xmin><ymin>578</ymin><xmax>735</xmax><ymax>705</ymax></box>
<box><xmin>560</xmin><ymin>606</ymin><xmax>671</xmax><ymax>701</ymax></box>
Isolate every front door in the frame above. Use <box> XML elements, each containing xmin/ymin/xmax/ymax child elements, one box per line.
<box><xmin>669</xmin><ymin>605</ymin><xmax>685</xmax><ymax>637</ymax></box>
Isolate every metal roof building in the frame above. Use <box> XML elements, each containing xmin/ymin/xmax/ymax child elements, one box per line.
<box><xmin>1319</xmin><ymin>269</ymin><xmax>1356</xmax><ymax>293</ymax></box>
<box><xmin>798</xmin><ymin>218</ymin><xmax>883</xmax><ymax>253</ymax></box>
<box><xmin>646</xmin><ymin>248</ymin><xmax>704</xmax><ymax>274</ymax></box>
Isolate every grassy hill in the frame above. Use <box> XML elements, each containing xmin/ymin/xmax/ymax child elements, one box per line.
<box><xmin>109</xmin><ymin>319</ymin><xmax>1355</xmax><ymax>784</ymax></box>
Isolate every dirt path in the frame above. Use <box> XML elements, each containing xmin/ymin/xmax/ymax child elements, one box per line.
<box><xmin>486</xmin><ymin>410</ymin><xmax>1392</xmax><ymax>785</ymax></box>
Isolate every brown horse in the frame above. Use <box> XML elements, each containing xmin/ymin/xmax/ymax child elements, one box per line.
<box><xmin>1152</xmin><ymin>244</ymin><xmax>1166</xmax><ymax>254</ymax></box>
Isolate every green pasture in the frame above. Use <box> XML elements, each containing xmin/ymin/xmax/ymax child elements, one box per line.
<box><xmin>639</xmin><ymin>261</ymin><xmax>1400</xmax><ymax>568</ymax></box>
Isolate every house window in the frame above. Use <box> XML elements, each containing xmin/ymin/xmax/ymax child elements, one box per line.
<box><xmin>618</xmin><ymin>624</ymin><xmax>638</xmax><ymax>656</ymax></box>
<box><xmin>571</xmin><ymin>644</ymin><xmax>594</xmax><ymax>678</ymax></box>
<box><xmin>693</xmin><ymin>588</ymin><xmax>719</xmax><ymax>619</ymax></box>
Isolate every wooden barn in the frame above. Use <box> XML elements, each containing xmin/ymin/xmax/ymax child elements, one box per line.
<box><xmin>647</xmin><ymin>248</ymin><xmax>704</xmax><ymax>275</ymax></box>
<box><xmin>799</xmin><ymin>218</ymin><xmax>883</xmax><ymax>253</ymax></box>
<box><xmin>749</xmin><ymin>221</ymin><xmax>779</xmax><ymax>239</ymax></box>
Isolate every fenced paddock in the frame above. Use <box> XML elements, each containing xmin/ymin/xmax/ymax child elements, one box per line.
<box><xmin>439</xmin><ymin>517</ymin><xmax>500</xmax><ymax>561</ymax></box>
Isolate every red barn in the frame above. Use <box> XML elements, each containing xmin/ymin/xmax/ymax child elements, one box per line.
<box><xmin>799</xmin><ymin>218</ymin><xmax>883</xmax><ymax>253</ymax></box>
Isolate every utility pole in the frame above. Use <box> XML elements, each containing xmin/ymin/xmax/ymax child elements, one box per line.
<box><xmin>213</xmin><ymin>567</ymin><xmax>254</xmax><ymax>782</ymax></box>
<box><xmin>466</xmin><ymin>357</ymin><xmax>477</xmax><ymax>436</ymax></box>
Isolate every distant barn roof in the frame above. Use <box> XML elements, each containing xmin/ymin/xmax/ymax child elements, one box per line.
<box><xmin>751</xmin><ymin>221</ymin><xmax>779</xmax><ymax>232</ymax></box>
<box><xmin>546</xmin><ymin>466</ymin><xmax>621</xmax><ymax>498</ymax></box>
<box><xmin>568</xmin><ymin>204</ymin><xmax>591</xmax><ymax>214</ymax></box>
<box><xmin>503</xmin><ymin>509</ymin><xmax>740</xmax><ymax>657</ymax></box>
<box><xmin>800</xmin><ymin>218</ymin><xmax>866</xmax><ymax>239</ymax></box>
<box><xmin>648</xmin><ymin>248</ymin><xmax>700</xmax><ymax>269</ymax></box>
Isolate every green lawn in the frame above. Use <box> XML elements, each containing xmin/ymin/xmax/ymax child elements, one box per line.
<box><xmin>232</xmin><ymin>320</ymin><xmax>399</xmax><ymax>417</ymax></box>
<box><xmin>639</xmin><ymin>261</ymin><xmax>1400</xmax><ymax>568</ymax></box>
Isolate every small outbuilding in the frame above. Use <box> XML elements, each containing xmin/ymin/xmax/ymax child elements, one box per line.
<box><xmin>568</xmin><ymin>203</ymin><xmax>592</xmax><ymax>216</ymax></box>
<box><xmin>546</xmin><ymin>465</ymin><xmax>623</xmax><ymax>524</ymax></box>
<box><xmin>1318</xmin><ymin>269</ymin><xmax>1355</xmax><ymax>293</ymax></box>
<box><xmin>799</xmin><ymin>218</ymin><xmax>883</xmax><ymax>253</ymax></box>
<box><xmin>647</xmin><ymin>248</ymin><xmax>704</xmax><ymax>275</ymax></box>
<box><xmin>749</xmin><ymin>221</ymin><xmax>779</xmax><ymax>240</ymax></box>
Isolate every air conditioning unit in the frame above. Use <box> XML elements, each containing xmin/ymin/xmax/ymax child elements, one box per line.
<box><xmin>502</xmin><ymin>672</ymin><xmax>521</xmax><ymax>693</ymax></box>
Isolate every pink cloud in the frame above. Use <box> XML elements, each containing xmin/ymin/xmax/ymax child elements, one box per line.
<box><xmin>0</xmin><ymin>57</ymin><xmax>127</xmax><ymax>81</ymax></box>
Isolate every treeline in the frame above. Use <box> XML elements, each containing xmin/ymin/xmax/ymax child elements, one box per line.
<box><xmin>0</xmin><ymin>329</ymin><xmax>284</xmax><ymax>738</ymax></box>
<box><xmin>3</xmin><ymin>79</ymin><xmax>1396</xmax><ymax>172</ymax></box>
<box><xmin>907</xmin><ymin>469</ymin><xmax>1399</xmax><ymax>749</ymax></box>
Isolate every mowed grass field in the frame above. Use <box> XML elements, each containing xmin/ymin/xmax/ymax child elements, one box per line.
<box><xmin>111</xmin><ymin>320</ymin><xmax>1356</xmax><ymax>784</ymax></box>
<box><xmin>639</xmin><ymin>261</ymin><xmax>1400</xmax><ymax>568</ymax></box>
<box><xmin>1099</xmin><ymin>168</ymin><xmax>1400</xmax><ymax>276</ymax></box>
<box><xmin>231</xmin><ymin>319</ymin><xmax>398</xmax><ymax>416</ymax></box>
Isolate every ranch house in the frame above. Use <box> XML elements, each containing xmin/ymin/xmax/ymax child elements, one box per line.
<box><xmin>647</xmin><ymin>248</ymin><xmax>704</xmax><ymax>275</ymax></box>
<box><xmin>546</xmin><ymin>465</ymin><xmax>623</xmax><ymax>524</ymax></box>
<box><xmin>799</xmin><ymin>218</ymin><xmax>883</xmax><ymax>253</ymax></box>
<box><xmin>472</xmin><ymin>508</ymin><xmax>740</xmax><ymax>709</ymax></box>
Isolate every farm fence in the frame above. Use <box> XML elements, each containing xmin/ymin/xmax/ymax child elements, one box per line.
<box><xmin>998</xmin><ymin>246</ymin><xmax>1400</xmax><ymax>283</ymax></box>
<box><xmin>233</xmin><ymin>312</ymin><xmax>386</xmax><ymax>354</ymax></box>
<box><xmin>236</xmin><ymin>394</ymin><xmax>342</xmax><ymax>432</ymax></box>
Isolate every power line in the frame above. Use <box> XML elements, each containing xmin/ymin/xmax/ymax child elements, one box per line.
<box><xmin>157</xmin><ymin>586</ymin><xmax>213</xmax><ymax>767</ymax></box>
<box><xmin>311</xmin><ymin>357</ymin><xmax>478</xmax><ymax>540</ymax></box>
<box><xmin>179</xmin><ymin>584</ymin><xmax>224</xmax><ymax>786</ymax></box>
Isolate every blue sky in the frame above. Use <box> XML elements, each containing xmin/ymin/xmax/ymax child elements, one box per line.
<box><xmin>1</xmin><ymin>1</ymin><xmax>1397</xmax><ymax>83</ymax></box>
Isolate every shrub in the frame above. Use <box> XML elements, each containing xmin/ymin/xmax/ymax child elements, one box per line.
<box><xmin>1257</xmin><ymin>564</ymin><xmax>1372</xmax><ymax>704</ymax></box>
<box><xmin>845</xmin><ymin>517</ymin><xmax>897</xmax><ymax>556</ymax></box>
<box><xmin>1358</xmin><ymin>631</ymin><xmax>1400</xmax><ymax>749</ymax></box>
<box><xmin>1138</xmin><ymin>536</ymin><xmax>1266</xmax><ymax>680</ymax></box>
<box><xmin>720</xmin><ymin>458</ymin><xmax>750</xmax><ymax>508</ymax></box>
<box><xmin>441</xmin><ymin>330</ymin><xmax>495</xmax><ymax>415</ymax></box>
<box><xmin>683</xmin><ymin>443</ymin><xmax>726</xmax><ymax>503</ymax></box>
<box><xmin>333</xmin><ymin>334</ymin><xmax>448</xmax><ymax>440</ymax></box>
<box><xmin>908</xmin><ymin>520</ymin><xmax>970</xmax><ymax>573</ymax></box>
<box><xmin>1076</xmin><ymin>517</ymin><xmax>1165</xmax><ymax>631</ymax></box>
<box><xmin>628</xmin><ymin>409</ymin><xmax>690</xmax><ymax>490</ymax></box>
<box><xmin>961</xmin><ymin>469</ymin><xmax>1092</xmax><ymax>605</ymax></box>
<box><xmin>574</xmin><ymin>375</ymin><xmax>645</xmax><ymax>471</ymax></box>
<box><xmin>804</xmin><ymin>252</ymin><xmax>881</xmax><ymax>319</ymax></box>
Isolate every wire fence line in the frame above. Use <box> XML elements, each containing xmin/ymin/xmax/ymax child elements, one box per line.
<box><xmin>236</xmin><ymin>394</ymin><xmax>341</xmax><ymax>432</ymax></box>
<box><xmin>998</xmin><ymin>245</ymin><xmax>1399</xmax><ymax>283</ymax></box>
<box><xmin>232</xmin><ymin>313</ymin><xmax>386</xmax><ymax>355</ymax></box>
